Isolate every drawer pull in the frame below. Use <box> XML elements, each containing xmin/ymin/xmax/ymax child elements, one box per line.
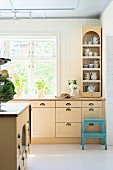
<box><xmin>18</xmin><ymin>144</ymin><xmax>20</xmax><ymax>149</ymax></box>
<box><xmin>89</xmin><ymin>108</ymin><xmax>94</xmax><ymax>111</ymax></box>
<box><xmin>66</xmin><ymin>108</ymin><xmax>71</xmax><ymax>111</ymax></box>
<box><xmin>18</xmin><ymin>133</ymin><xmax>20</xmax><ymax>138</ymax></box>
<box><xmin>66</xmin><ymin>103</ymin><xmax>71</xmax><ymax>106</ymax></box>
<box><xmin>40</xmin><ymin>103</ymin><xmax>45</xmax><ymax>106</ymax></box>
<box><xmin>18</xmin><ymin>166</ymin><xmax>21</xmax><ymax>170</ymax></box>
<box><xmin>89</xmin><ymin>123</ymin><xmax>94</xmax><ymax>126</ymax></box>
<box><xmin>89</xmin><ymin>103</ymin><xmax>94</xmax><ymax>106</ymax></box>
<box><xmin>66</xmin><ymin>123</ymin><xmax>71</xmax><ymax>126</ymax></box>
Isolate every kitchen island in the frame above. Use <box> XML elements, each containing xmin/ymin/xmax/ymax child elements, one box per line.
<box><xmin>0</xmin><ymin>103</ymin><xmax>31</xmax><ymax>170</ymax></box>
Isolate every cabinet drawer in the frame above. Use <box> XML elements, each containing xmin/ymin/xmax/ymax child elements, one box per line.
<box><xmin>56</xmin><ymin>108</ymin><xmax>81</xmax><ymax>122</ymax></box>
<box><xmin>30</xmin><ymin>101</ymin><xmax>55</xmax><ymax>107</ymax></box>
<box><xmin>56</xmin><ymin>123</ymin><xmax>81</xmax><ymax>137</ymax></box>
<box><xmin>56</xmin><ymin>101</ymin><xmax>81</xmax><ymax>107</ymax></box>
<box><xmin>82</xmin><ymin>101</ymin><xmax>102</xmax><ymax>107</ymax></box>
<box><xmin>82</xmin><ymin>108</ymin><xmax>102</xmax><ymax>119</ymax></box>
<box><xmin>85</xmin><ymin>123</ymin><xmax>101</xmax><ymax>132</ymax></box>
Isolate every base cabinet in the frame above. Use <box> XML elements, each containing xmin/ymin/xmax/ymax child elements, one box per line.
<box><xmin>31</xmin><ymin>101</ymin><xmax>55</xmax><ymax>142</ymax></box>
<box><xmin>31</xmin><ymin>108</ymin><xmax>55</xmax><ymax>138</ymax></box>
<box><xmin>11</xmin><ymin>98</ymin><xmax>105</xmax><ymax>144</ymax></box>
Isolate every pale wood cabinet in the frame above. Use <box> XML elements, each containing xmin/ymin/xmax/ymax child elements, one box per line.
<box><xmin>56</xmin><ymin>101</ymin><xmax>82</xmax><ymax>138</ymax></box>
<box><xmin>81</xmin><ymin>26</ymin><xmax>102</xmax><ymax>97</ymax></box>
<box><xmin>82</xmin><ymin>100</ymin><xmax>105</xmax><ymax>133</ymax></box>
<box><xmin>30</xmin><ymin>101</ymin><xmax>55</xmax><ymax>142</ymax></box>
<box><xmin>12</xmin><ymin>98</ymin><xmax>105</xmax><ymax>144</ymax></box>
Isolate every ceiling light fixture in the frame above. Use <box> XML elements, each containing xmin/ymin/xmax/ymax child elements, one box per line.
<box><xmin>43</xmin><ymin>10</ymin><xmax>46</xmax><ymax>19</ymax></box>
<box><xmin>14</xmin><ymin>12</ymin><xmax>16</xmax><ymax>19</ymax></box>
<box><xmin>29</xmin><ymin>12</ymin><xmax>32</xmax><ymax>18</ymax></box>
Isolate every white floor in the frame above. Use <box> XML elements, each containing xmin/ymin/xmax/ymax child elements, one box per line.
<box><xmin>26</xmin><ymin>144</ymin><xmax>113</xmax><ymax>170</ymax></box>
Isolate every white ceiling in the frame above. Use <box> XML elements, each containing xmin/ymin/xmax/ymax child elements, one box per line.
<box><xmin>0</xmin><ymin>0</ymin><xmax>112</xmax><ymax>19</ymax></box>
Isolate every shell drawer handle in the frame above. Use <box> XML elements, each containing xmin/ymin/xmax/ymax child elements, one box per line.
<box><xmin>40</xmin><ymin>103</ymin><xmax>45</xmax><ymax>106</ymax></box>
<box><xmin>18</xmin><ymin>133</ymin><xmax>20</xmax><ymax>138</ymax></box>
<box><xmin>66</xmin><ymin>108</ymin><xmax>71</xmax><ymax>111</ymax></box>
<box><xmin>18</xmin><ymin>144</ymin><xmax>20</xmax><ymax>149</ymax></box>
<box><xmin>89</xmin><ymin>108</ymin><xmax>94</xmax><ymax>111</ymax></box>
<box><xmin>89</xmin><ymin>123</ymin><xmax>94</xmax><ymax>126</ymax></box>
<box><xmin>66</xmin><ymin>103</ymin><xmax>71</xmax><ymax>106</ymax></box>
<box><xmin>89</xmin><ymin>103</ymin><xmax>94</xmax><ymax>106</ymax></box>
<box><xmin>66</xmin><ymin>123</ymin><xmax>71</xmax><ymax>126</ymax></box>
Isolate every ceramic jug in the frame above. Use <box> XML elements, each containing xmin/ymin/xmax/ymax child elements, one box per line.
<box><xmin>84</xmin><ymin>48</ymin><xmax>90</xmax><ymax>56</ymax></box>
<box><xmin>83</xmin><ymin>72</ymin><xmax>90</xmax><ymax>80</ymax></box>
<box><xmin>91</xmin><ymin>72</ymin><xmax>97</xmax><ymax>80</ymax></box>
<box><xmin>93</xmin><ymin>37</ymin><xmax>99</xmax><ymax>44</ymax></box>
<box><xmin>93</xmin><ymin>60</ymin><xmax>99</xmax><ymax>68</ymax></box>
<box><xmin>87</xmin><ymin>84</ymin><xmax>96</xmax><ymax>92</ymax></box>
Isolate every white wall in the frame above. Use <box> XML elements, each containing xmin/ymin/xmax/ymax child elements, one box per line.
<box><xmin>0</xmin><ymin>19</ymin><xmax>99</xmax><ymax>95</ymax></box>
<box><xmin>100</xmin><ymin>1</ymin><xmax>113</xmax><ymax>145</ymax></box>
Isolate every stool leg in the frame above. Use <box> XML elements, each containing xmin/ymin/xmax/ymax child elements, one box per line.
<box><xmin>105</xmin><ymin>137</ymin><xmax>107</xmax><ymax>150</ymax></box>
<box><xmin>102</xmin><ymin>138</ymin><xmax>105</xmax><ymax>145</ymax></box>
<box><xmin>101</xmin><ymin>122</ymin><xmax>105</xmax><ymax>144</ymax></box>
<box><xmin>82</xmin><ymin>138</ymin><xmax>84</xmax><ymax>150</ymax></box>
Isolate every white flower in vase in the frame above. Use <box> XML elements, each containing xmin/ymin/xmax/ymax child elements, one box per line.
<box><xmin>67</xmin><ymin>80</ymin><xmax>78</xmax><ymax>97</ymax></box>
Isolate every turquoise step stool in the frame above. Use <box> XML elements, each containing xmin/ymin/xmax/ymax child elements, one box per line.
<box><xmin>81</xmin><ymin>119</ymin><xmax>107</xmax><ymax>150</ymax></box>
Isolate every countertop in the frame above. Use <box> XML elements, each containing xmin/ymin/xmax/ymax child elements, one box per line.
<box><xmin>12</xmin><ymin>97</ymin><xmax>106</xmax><ymax>101</ymax></box>
<box><xmin>0</xmin><ymin>103</ymin><xmax>30</xmax><ymax>116</ymax></box>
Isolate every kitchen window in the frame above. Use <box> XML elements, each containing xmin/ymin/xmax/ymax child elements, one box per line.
<box><xmin>1</xmin><ymin>36</ymin><xmax>57</xmax><ymax>97</ymax></box>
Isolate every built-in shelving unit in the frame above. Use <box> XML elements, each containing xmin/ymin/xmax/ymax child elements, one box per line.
<box><xmin>81</xmin><ymin>26</ymin><xmax>102</xmax><ymax>97</ymax></box>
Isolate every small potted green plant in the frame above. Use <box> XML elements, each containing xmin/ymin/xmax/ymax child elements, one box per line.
<box><xmin>13</xmin><ymin>74</ymin><xmax>27</xmax><ymax>98</ymax></box>
<box><xmin>36</xmin><ymin>79</ymin><xmax>46</xmax><ymax>98</ymax></box>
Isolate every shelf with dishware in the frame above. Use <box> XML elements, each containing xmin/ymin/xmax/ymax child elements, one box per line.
<box><xmin>82</xmin><ymin>80</ymin><xmax>101</xmax><ymax>83</ymax></box>
<box><xmin>83</xmin><ymin>56</ymin><xmax>101</xmax><ymax>59</ymax></box>
<box><xmin>83</xmin><ymin>44</ymin><xmax>101</xmax><ymax>47</ymax></box>
<box><xmin>81</xmin><ymin>26</ymin><xmax>102</xmax><ymax>97</ymax></box>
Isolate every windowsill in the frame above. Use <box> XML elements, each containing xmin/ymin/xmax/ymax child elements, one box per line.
<box><xmin>13</xmin><ymin>95</ymin><xmax>56</xmax><ymax>100</ymax></box>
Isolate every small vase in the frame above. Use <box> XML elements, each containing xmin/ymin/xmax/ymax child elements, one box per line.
<box><xmin>70</xmin><ymin>89</ymin><xmax>77</xmax><ymax>97</ymax></box>
<box><xmin>38</xmin><ymin>89</ymin><xmax>44</xmax><ymax>98</ymax></box>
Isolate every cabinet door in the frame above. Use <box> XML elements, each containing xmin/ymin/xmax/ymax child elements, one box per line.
<box><xmin>31</xmin><ymin>108</ymin><xmax>55</xmax><ymax>138</ymax></box>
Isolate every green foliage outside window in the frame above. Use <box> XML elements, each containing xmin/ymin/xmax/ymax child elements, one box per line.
<box><xmin>34</xmin><ymin>62</ymin><xmax>54</xmax><ymax>95</ymax></box>
<box><xmin>13</xmin><ymin>63</ymin><xmax>28</xmax><ymax>94</ymax></box>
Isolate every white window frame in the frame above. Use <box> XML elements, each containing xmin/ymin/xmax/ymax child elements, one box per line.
<box><xmin>0</xmin><ymin>33</ymin><xmax>60</xmax><ymax>97</ymax></box>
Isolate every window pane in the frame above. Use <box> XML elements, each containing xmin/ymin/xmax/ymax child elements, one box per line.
<box><xmin>10</xmin><ymin>42</ymin><xmax>29</xmax><ymax>57</ymax></box>
<box><xmin>2</xmin><ymin>62</ymin><xmax>29</xmax><ymax>97</ymax></box>
<box><xmin>0</xmin><ymin>42</ymin><xmax>4</xmax><ymax>58</ymax></box>
<box><xmin>34</xmin><ymin>62</ymin><xmax>55</xmax><ymax>96</ymax></box>
<box><xmin>34</xmin><ymin>41</ymin><xmax>55</xmax><ymax>57</ymax></box>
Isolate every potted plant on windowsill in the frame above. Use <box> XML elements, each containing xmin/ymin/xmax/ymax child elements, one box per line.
<box><xmin>13</xmin><ymin>74</ymin><xmax>27</xmax><ymax>98</ymax></box>
<box><xmin>36</xmin><ymin>79</ymin><xmax>46</xmax><ymax>98</ymax></box>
